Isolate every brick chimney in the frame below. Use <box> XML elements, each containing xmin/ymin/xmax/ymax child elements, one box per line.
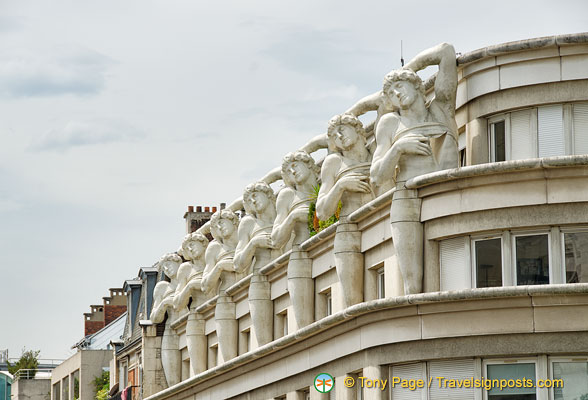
<box><xmin>84</xmin><ymin>288</ymin><xmax>127</xmax><ymax>336</ymax></box>
<box><xmin>183</xmin><ymin>205</ymin><xmax>216</xmax><ymax>234</ymax></box>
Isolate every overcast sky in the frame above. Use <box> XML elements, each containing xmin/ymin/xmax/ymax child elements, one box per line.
<box><xmin>0</xmin><ymin>0</ymin><xmax>586</xmax><ymax>361</ymax></box>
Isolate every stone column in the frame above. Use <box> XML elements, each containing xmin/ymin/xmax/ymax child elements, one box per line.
<box><xmin>161</xmin><ymin>321</ymin><xmax>181</xmax><ymax>387</ymax></box>
<box><xmin>309</xmin><ymin>389</ymin><xmax>329</xmax><ymax>400</ymax></box>
<box><xmin>287</xmin><ymin>245</ymin><xmax>314</xmax><ymax>329</ymax></box>
<box><xmin>335</xmin><ymin>374</ymin><xmax>356</xmax><ymax>400</ymax></box>
<box><xmin>334</xmin><ymin>219</ymin><xmax>363</xmax><ymax>308</ymax></box>
<box><xmin>249</xmin><ymin>273</ymin><xmax>273</xmax><ymax>346</ymax></box>
<box><xmin>215</xmin><ymin>295</ymin><xmax>238</xmax><ymax>362</ymax></box>
<box><xmin>286</xmin><ymin>391</ymin><xmax>306</xmax><ymax>400</ymax></box>
<box><xmin>362</xmin><ymin>366</ymin><xmax>388</xmax><ymax>400</ymax></box>
<box><xmin>186</xmin><ymin>311</ymin><xmax>207</xmax><ymax>376</ymax></box>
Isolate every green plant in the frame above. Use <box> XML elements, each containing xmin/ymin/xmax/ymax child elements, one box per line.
<box><xmin>93</xmin><ymin>371</ymin><xmax>109</xmax><ymax>400</ymax></box>
<box><xmin>7</xmin><ymin>348</ymin><xmax>40</xmax><ymax>378</ymax></box>
<box><xmin>73</xmin><ymin>376</ymin><xmax>80</xmax><ymax>400</ymax></box>
<box><xmin>308</xmin><ymin>184</ymin><xmax>341</xmax><ymax>237</ymax></box>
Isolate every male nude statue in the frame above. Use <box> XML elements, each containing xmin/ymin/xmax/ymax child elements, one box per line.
<box><xmin>370</xmin><ymin>43</ymin><xmax>458</xmax><ymax>294</ymax></box>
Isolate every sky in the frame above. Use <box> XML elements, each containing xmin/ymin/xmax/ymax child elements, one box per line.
<box><xmin>0</xmin><ymin>0</ymin><xmax>587</xmax><ymax>361</ymax></box>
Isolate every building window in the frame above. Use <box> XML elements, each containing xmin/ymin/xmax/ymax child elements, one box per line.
<box><xmin>440</xmin><ymin>236</ymin><xmax>470</xmax><ymax>291</ymax></box>
<box><xmin>514</xmin><ymin>234</ymin><xmax>549</xmax><ymax>285</ymax></box>
<box><xmin>485</xmin><ymin>361</ymin><xmax>536</xmax><ymax>399</ymax></box>
<box><xmin>563</xmin><ymin>231</ymin><xmax>588</xmax><ymax>283</ymax></box>
<box><xmin>550</xmin><ymin>358</ymin><xmax>588</xmax><ymax>399</ymax></box>
<box><xmin>208</xmin><ymin>345</ymin><xmax>218</xmax><ymax>369</ymax></box>
<box><xmin>240</xmin><ymin>329</ymin><xmax>251</xmax><ymax>354</ymax></box>
<box><xmin>326</xmin><ymin>292</ymin><xmax>332</xmax><ymax>316</ymax></box>
<box><xmin>119</xmin><ymin>360</ymin><xmax>128</xmax><ymax>388</ymax></box>
<box><xmin>490</xmin><ymin>119</ymin><xmax>506</xmax><ymax>162</ymax></box>
<box><xmin>275</xmin><ymin>311</ymin><xmax>288</xmax><ymax>338</ymax></box>
<box><xmin>487</xmin><ymin>102</ymin><xmax>588</xmax><ymax>162</ymax></box>
<box><xmin>474</xmin><ymin>237</ymin><xmax>502</xmax><ymax>288</ymax></box>
<box><xmin>376</xmin><ymin>267</ymin><xmax>385</xmax><ymax>299</ymax></box>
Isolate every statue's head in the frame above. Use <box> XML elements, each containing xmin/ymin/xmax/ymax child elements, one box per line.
<box><xmin>243</xmin><ymin>181</ymin><xmax>276</xmax><ymax>216</ymax></box>
<box><xmin>382</xmin><ymin>69</ymin><xmax>425</xmax><ymax>110</ymax></box>
<box><xmin>327</xmin><ymin>114</ymin><xmax>366</xmax><ymax>153</ymax></box>
<box><xmin>181</xmin><ymin>232</ymin><xmax>209</xmax><ymax>261</ymax></box>
<box><xmin>158</xmin><ymin>253</ymin><xmax>183</xmax><ymax>279</ymax></box>
<box><xmin>281</xmin><ymin>150</ymin><xmax>320</xmax><ymax>188</ymax></box>
<box><xmin>210</xmin><ymin>209</ymin><xmax>239</xmax><ymax>241</ymax></box>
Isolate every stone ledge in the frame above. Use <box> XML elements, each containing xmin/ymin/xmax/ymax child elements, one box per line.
<box><xmin>457</xmin><ymin>32</ymin><xmax>588</xmax><ymax>65</ymax></box>
<box><xmin>406</xmin><ymin>155</ymin><xmax>588</xmax><ymax>189</ymax></box>
<box><xmin>145</xmin><ymin>283</ymin><xmax>588</xmax><ymax>400</ymax></box>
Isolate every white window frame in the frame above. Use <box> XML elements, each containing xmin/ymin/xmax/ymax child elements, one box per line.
<box><xmin>488</xmin><ymin>113</ymin><xmax>510</xmax><ymax>162</ymax></box>
<box><xmin>559</xmin><ymin>226</ymin><xmax>588</xmax><ymax>284</ymax></box>
<box><xmin>571</xmin><ymin>102</ymin><xmax>588</xmax><ymax>155</ymax></box>
<box><xmin>548</xmin><ymin>356</ymin><xmax>588</xmax><ymax>400</ymax></box>
<box><xmin>488</xmin><ymin>114</ymin><xmax>510</xmax><ymax>162</ymax></box>
<box><xmin>511</xmin><ymin>230</ymin><xmax>552</xmax><ymax>286</ymax></box>
<box><xmin>482</xmin><ymin>358</ymin><xmax>538</xmax><ymax>400</ymax></box>
<box><xmin>376</xmin><ymin>267</ymin><xmax>385</xmax><ymax>299</ymax></box>
<box><xmin>471</xmin><ymin>234</ymin><xmax>504</xmax><ymax>288</ymax></box>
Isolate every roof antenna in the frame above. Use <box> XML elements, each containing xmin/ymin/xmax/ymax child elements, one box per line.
<box><xmin>400</xmin><ymin>40</ymin><xmax>404</xmax><ymax>67</ymax></box>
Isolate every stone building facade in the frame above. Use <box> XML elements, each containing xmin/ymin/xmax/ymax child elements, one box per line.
<box><xmin>110</xmin><ymin>33</ymin><xmax>588</xmax><ymax>400</ymax></box>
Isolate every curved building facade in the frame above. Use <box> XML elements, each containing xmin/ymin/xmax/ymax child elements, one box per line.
<box><xmin>114</xmin><ymin>33</ymin><xmax>588</xmax><ymax>400</ymax></box>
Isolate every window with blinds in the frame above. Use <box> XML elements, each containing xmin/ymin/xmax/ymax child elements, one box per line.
<box><xmin>510</xmin><ymin>109</ymin><xmax>536</xmax><ymax>160</ymax></box>
<box><xmin>440</xmin><ymin>237</ymin><xmax>470</xmax><ymax>291</ymax></box>
<box><xmin>538</xmin><ymin>105</ymin><xmax>565</xmax><ymax>157</ymax></box>
<box><xmin>428</xmin><ymin>359</ymin><xmax>475</xmax><ymax>400</ymax></box>
<box><xmin>573</xmin><ymin>103</ymin><xmax>588</xmax><ymax>155</ymax></box>
<box><xmin>487</xmin><ymin>102</ymin><xmax>588</xmax><ymax>161</ymax></box>
<box><xmin>390</xmin><ymin>363</ymin><xmax>425</xmax><ymax>400</ymax></box>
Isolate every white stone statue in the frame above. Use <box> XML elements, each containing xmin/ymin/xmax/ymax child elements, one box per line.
<box><xmin>173</xmin><ymin>232</ymin><xmax>209</xmax><ymax>375</ymax></box>
<box><xmin>316</xmin><ymin>114</ymin><xmax>374</xmax><ymax>307</ymax></box>
<box><xmin>370</xmin><ymin>42</ymin><xmax>458</xmax><ymax>294</ymax></box>
<box><xmin>234</xmin><ymin>181</ymin><xmax>281</xmax><ymax>346</ymax></box>
<box><xmin>272</xmin><ymin>151</ymin><xmax>320</xmax><ymax>329</ymax></box>
<box><xmin>201</xmin><ymin>209</ymin><xmax>240</xmax><ymax>363</ymax></box>
<box><xmin>149</xmin><ymin>253</ymin><xmax>183</xmax><ymax>387</ymax></box>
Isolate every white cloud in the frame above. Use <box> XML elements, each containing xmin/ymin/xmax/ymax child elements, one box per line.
<box><xmin>0</xmin><ymin>44</ymin><xmax>112</xmax><ymax>98</ymax></box>
<box><xmin>30</xmin><ymin>118</ymin><xmax>144</xmax><ymax>151</ymax></box>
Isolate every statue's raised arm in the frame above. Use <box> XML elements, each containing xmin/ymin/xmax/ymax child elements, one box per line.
<box><xmin>370</xmin><ymin>42</ymin><xmax>458</xmax><ymax>296</ymax></box>
<box><xmin>403</xmin><ymin>42</ymin><xmax>457</xmax><ymax>115</ymax></box>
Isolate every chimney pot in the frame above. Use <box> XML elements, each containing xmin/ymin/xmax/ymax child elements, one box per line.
<box><xmin>220</xmin><ymin>202</ymin><xmax>226</xmax><ymax>210</ymax></box>
<box><xmin>188</xmin><ymin>206</ymin><xmax>194</xmax><ymax>212</ymax></box>
<box><xmin>205</xmin><ymin>207</ymin><xmax>210</xmax><ymax>212</ymax></box>
<box><xmin>196</xmin><ymin>206</ymin><xmax>202</xmax><ymax>212</ymax></box>
<box><xmin>212</xmin><ymin>206</ymin><xmax>217</xmax><ymax>213</ymax></box>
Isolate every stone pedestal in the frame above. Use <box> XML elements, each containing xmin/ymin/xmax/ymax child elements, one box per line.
<box><xmin>141</xmin><ymin>325</ymin><xmax>166</xmax><ymax>396</ymax></box>
<box><xmin>249</xmin><ymin>273</ymin><xmax>273</xmax><ymax>346</ymax></box>
<box><xmin>287</xmin><ymin>245</ymin><xmax>314</xmax><ymax>329</ymax></box>
<box><xmin>334</xmin><ymin>220</ymin><xmax>363</xmax><ymax>308</ymax></box>
<box><xmin>215</xmin><ymin>295</ymin><xmax>238</xmax><ymax>362</ymax></box>
<box><xmin>186</xmin><ymin>312</ymin><xmax>207</xmax><ymax>375</ymax></box>
<box><xmin>161</xmin><ymin>321</ymin><xmax>181</xmax><ymax>387</ymax></box>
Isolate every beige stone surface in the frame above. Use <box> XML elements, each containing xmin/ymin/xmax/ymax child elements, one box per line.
<box><xmin>534</xmin><ymin>304</ymin><xmax>588</xmax><ymax>331</ymax></box>
<box><xmin>421</xmin><ymin>307</ymin><xmax>534</xmax><ymax>339</ymax></box>
<box><xmin>500</xmin><ymin>57</ymin><xmax>561</xmax><ymax>89</ymax></box>
<box><xmin>359</xmin><ymin>316</ymin><xmax>420</xmax><ymax>348</ymax></box>
<box><xmin>562</xmin><ymin>54</ymin><xmax>588</xmax><ymax>80</ymax></box>
<box><xmin>466</xmin><ymin>68</ymin><xmax>500</xmax><ymax>102</ymax></box>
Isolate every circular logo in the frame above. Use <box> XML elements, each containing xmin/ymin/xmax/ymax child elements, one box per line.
<box><xmin>314</xmin><ymin>373</ymin><xmax>334</xmax><ymax>393</ymax></box>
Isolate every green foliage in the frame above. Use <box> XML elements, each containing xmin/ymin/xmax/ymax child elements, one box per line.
<box><xmin>73</xmin><ymin>377</ymin><xmax>80</xmax><ymax>400</ymax></box>
<box><xmin>7</xmin><ymin>348</ymin><xmax>40</xmax><ymax>378</ymax></box>
<box><xmin>308</xmin><ymin>184</ymin><xmax>341</xmax><ymax>237</ymax></box>
<box><xmin>93</xmin><ymin>371</ymin><xmax>109</xmax><ymax>400</ymax></box>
